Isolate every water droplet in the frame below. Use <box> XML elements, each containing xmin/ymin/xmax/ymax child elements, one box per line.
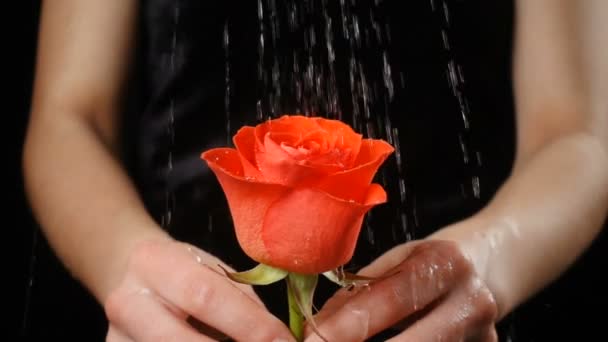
<box><xmin>442</xmin><ymin>1</ymin><xmax>450</xmax><ymax>26</ymax></box>
<box><xmin>137</xmin><ymin>288</ymin><xmax>152</xmax><ymax>296</ymax></box>
<box><xmin>353</xmin><ymin>15</ymin><xmax>361</xmax><ymax>47</ymax></box>
<box><xmin>441</xmin><ymin>29</ymin><xmax>450</xmax><ymax>50</ymax></box>
<box><xmin>258</xmin><ymin>0</ymin><xmax>264</xmax><ymax>20</ymax></box>
<box><xmin>392</xmin><ymin>128</ymin><xmax>402</xmax><ymax>172</ymax></box>
<box><xmin>346</xmin><ymin>308</ymin><xmax>370</xmax><ymax>340</ymax></box>
<box><xmin>459</xmin><ymin>134</ymin><xmax>469</xmax><ymax>164</ymax></box>
<box><xmin>288</xmin><ymin>2</ymin><xmax>298</xmax><ymax>31</ymax></box>
<box><xmin>472</xmin><ymin>176</ymin><xmax>480</xmax><ymax>198</ymax></box>
<box><xmin>382</xmin><ymin>51</ymin><xmax>394</xmax><ymax>101</ymax></box>
<box><xmin>398</xmin><ymin>178</ymin><xmax>406</xmax><ymax>203</ymax></box>
<box><xmin>410</xmin><ymin>271</ymin><xmax>419</xmax><ymax>310</ymax></box>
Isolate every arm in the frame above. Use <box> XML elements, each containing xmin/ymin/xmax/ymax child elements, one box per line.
<box><xmin>306</xmin><ymin>1</ymin><xmax>608</xmax><ymax>340</ymax></box>
<box><xmin>23</xmin><ymin>1</ymin><xmax>294</xmax><ymax>341</ymax></box>
<box><xmin>433</xmin><ymin>0</ymin><xmax>608</xmax><ymax>318</ymax></box>
<box><xmin>24</xmin><ymin>0</ymin><xmax>156</xmax><ymax>302</ymax></box>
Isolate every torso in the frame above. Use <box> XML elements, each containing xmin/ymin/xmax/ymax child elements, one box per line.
<box><xmin>133</xmin><ymin>0</ymin><xmax>515</xmax><ymax>338</ymax></box>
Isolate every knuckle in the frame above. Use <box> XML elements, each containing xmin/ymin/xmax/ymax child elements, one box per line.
<box><xmin>400</xmin><ymin>240</ymin><xmax>474</xmax><ymax>293</ymax></box>
<box><xmin>182</xmin><ymin>271</ymin><xmax>216</xmax><ymax>313</ymax></box>
<box><xmin>436</xmin><ymin>240</ymin><xmax>474</xmax><ymax>275</ymax></box>
<box><xmin>470</xmin><ymin>281</ymin><xmax>498</xmax><ymax>324</ymax></box>
<box><xmin>477</xmin><ymin>294</ymin><xmax>498</xmax><ymax>323</ymax></box>
<box><xmin>418</xmin><ymin>240</ymin><xmax>473</xmax><ymax>276</ymax></box>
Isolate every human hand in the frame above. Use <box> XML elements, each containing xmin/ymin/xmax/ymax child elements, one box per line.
<box><xmin>305</xmin><ymin>240</ymin><xmax>498</xmax><ymax>342</ymax></box>
<box><xmin>104</xmin><ymin>238</ymin><xmax>295</xmax><ymax>342</ymax></box>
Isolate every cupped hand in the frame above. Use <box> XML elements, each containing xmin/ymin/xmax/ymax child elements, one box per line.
<box><xmin>104</xmin><ymin>238</ymin><xmax>295</xmax><ymax>342</ymax></box>
<box><xmin>306</xmin><ymin>240</ymin><xmax>498</xmax><ymax>342</ymax></box>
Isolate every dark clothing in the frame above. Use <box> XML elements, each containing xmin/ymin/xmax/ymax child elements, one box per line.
<box><xmin>134</xmin><ymin>0</ymin><xmax>515</xmax><ymax>339</ymax></box>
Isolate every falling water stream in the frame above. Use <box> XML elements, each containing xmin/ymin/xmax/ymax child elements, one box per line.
<box><xmin>161</xmin><ymin>4</ymin><xmax>180</xmax><ymax>231</ymax></box>
<box><xmin>148</xmin><ymin>0</ymin><xmax>485</xmax><ymax>271</ymax></box>
<box><xmin>162</xmin><ymin>0</ymin><xmax>483</xmax><ymax>265</ymax></box>
<box><xmin>432</xmin><ymin>0</ymin><xmax>483</xmax><ymax>200</ymax></box>
<box><xmin>244</xmin><ymin>0</ymin><xmax>414</xmax><ymax>259</ymax></box>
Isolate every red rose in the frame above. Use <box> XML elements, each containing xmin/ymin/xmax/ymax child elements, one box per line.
<box><xmin>202</xmin><ymin>115</ymin><xmax>394</xmax><ymax>274</ymax></box>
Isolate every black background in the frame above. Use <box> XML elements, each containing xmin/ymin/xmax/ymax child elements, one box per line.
<box><xmin>8</xmin><ymin>1</ymin><xmax>607</xmax><ymax>340</ymax></box>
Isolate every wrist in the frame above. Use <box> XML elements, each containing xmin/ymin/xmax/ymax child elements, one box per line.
<box><xmin>92</xmin><ymin>218</ymin><xmax>172</xmax><ymax>303</ymax></box>
<box><xmin>427</xmin><ymin>212</ymin><xmax>517</xmax><ymax>320</ymax></box>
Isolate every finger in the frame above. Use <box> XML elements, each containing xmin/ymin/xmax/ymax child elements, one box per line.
<box><xmin>357</xmin><ymin>241</ymin><xmax>425</xmax><ymax>277</ymax></box>
<box><xmin>313</xmin><ymin>240</ymin><xmax>448</xmax><ymax>326</ymax></box>
<box><xmin>182</xmin><ymin>243</ymin><xmax>265</xmax><ymax>307</ymax></box>
<box><xmin>307</xmin><ymin>242</ymin><xmax>470</xmax><ymax>342</ymax></box>
<box><xmin>311</xmin><ymin>287</ymin><xmax>360</xmax><ymax>327</ymax></box>
<box><xmin>132</xmin><ymin>241</ymin><xmax>295</xmax><ymax>342</ymax></box>
<box><xmin>105</xmin><ymin>287</ymin><xmax>213</xmax><ymax>342</ymax></box>
<box><xmin>312</xmin><ymin>242</ymin><xmax>424</xmax><ymax>327</ymax></box>
<box><xmin>388</xmin><ymin>279</ymin><xmax>497</xmax><ymax>342</ymax></box>
<box><xmin>106</xmin><ymin>325</ymin><xmax>133</xmax><ymax>342</ymax></box>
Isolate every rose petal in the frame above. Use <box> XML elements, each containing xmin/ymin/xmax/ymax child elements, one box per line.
<box><xmin>251</xmin><ymin>116</ymin><xmax>373</xmax><ymax>185</ymax></box>
<box><xmin>268</xmin><ymin>131</ymin><xmax>306</xmax><ymax>148</ymax></box>
<box><xmin>256</xmin><ymin>115</ymin><xmax>321</xmax><ymax>143</ymax></box>
<box><xmin>202</xmin><ymin>148</ymin><xmax>289</xmax><ymax>263</ymax></box>
<box><xmin>233</xmin><ymin>126</ymin><xmax>264</xmax><ymax>179</ymax></box>
<box><xmin>315</xmin><ymin>139</ymin><xmax>394</xmax><ymax>202</ymax></box>
<box><xmin>261</xmin><ymin>186</ymin><xmax>387</xmax><ymax>274</ymax></box>
<box><xmin>314</xmin><ymin>117</ymin><xmax>363</xmax><ymax>166</ymax></box>
<box><xmin>255</xmin><ymin>133</ymin><xmax>334</xmax><ymax>186</ymax></box>
<box><xmin>254</xmin><ymin>116</ymin><xmax>327</xmax><ymax>186</ymax></box>
<box><xmin>201</xmin><ymin>148</ymin><xmax>244</xmax><ymax>177</ymax></box>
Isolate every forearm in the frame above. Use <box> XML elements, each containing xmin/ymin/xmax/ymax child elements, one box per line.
<box><xmin>23</xmin><ymin>112</ymin><xmax>169</xmax><ymax>302</ymax></box>
<box><xmin>437</xmin><ymin>0</ymin><xmax>608</xmax><ymax>319</ymax></box>
<box><xmin>432</xmin><ymin>132</ymin><xmax>608</xmax><ymax>318</ymax></box>
<box><xmin>21</xmin><ymin>0</ymin><xmax>164</xmax><ymax>303</ymax></box>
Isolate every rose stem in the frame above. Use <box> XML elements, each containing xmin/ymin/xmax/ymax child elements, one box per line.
<box><xmin>287</xmin><ymin>278</ymin><xmax>304</xmax><ymax>341</ymax></box>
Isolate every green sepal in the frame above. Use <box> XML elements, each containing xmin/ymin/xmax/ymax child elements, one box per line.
<box><xmin>322</xmin><ymin>267</ymin><xmax>384</xmax><ymax>289</ymax></box>
<box><xmin>219</xmin><ymin>263</ymin><xmax>288</xmax><ymax>285</ymax></box>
